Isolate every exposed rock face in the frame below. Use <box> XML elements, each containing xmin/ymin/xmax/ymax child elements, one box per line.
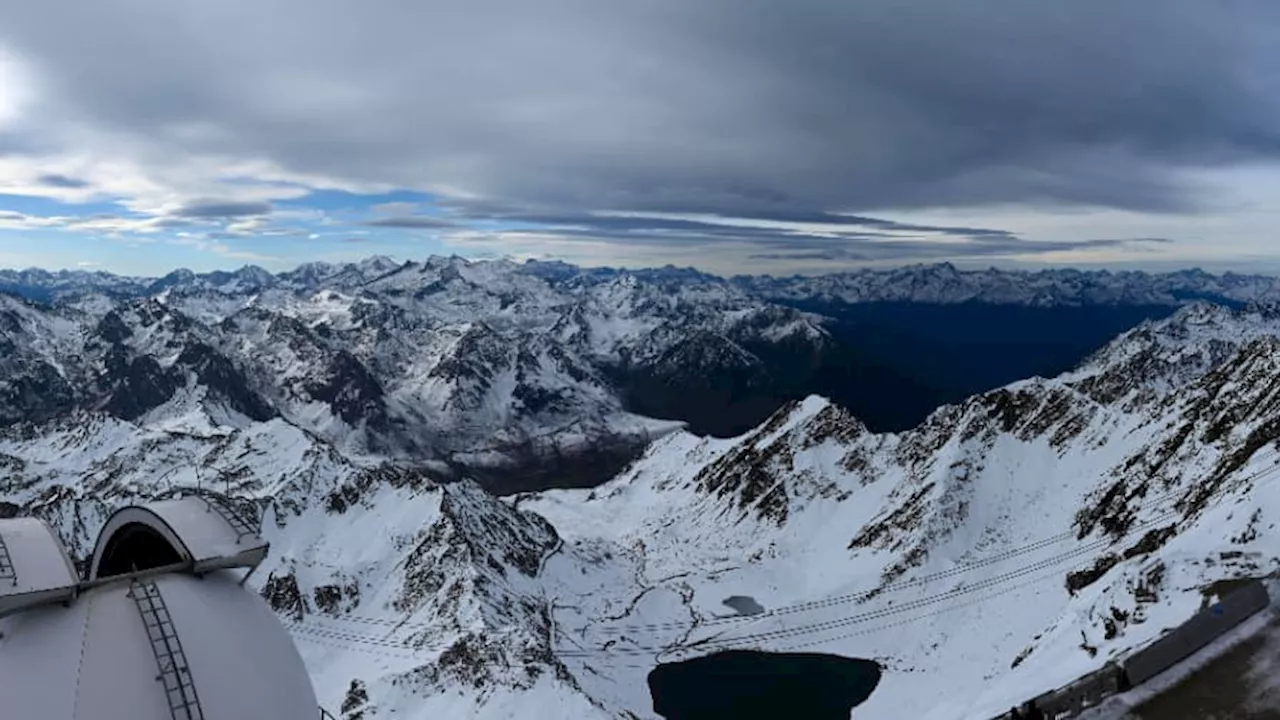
<box><xmin>0</xmin><ymin>298</ymin><xmax>83</xmax><ymax>425</ymax></box>
<box><xmin>7</xmin><ymin>273</ymin><xmax>1280</xmax><ymax>718</ymax></box>
<box><xmin>9</xmin><ymin>260</ymin><xmax>1280</xmax><ymax>437</ymax></box>
<box><xmin>514</xmin><ymin>302</ymin><xmax>1280</xmax><ymax>719</ymax></box>
<box><xmin>0</xmin><ymin>258</ymin><xmax>845</xmax><ymax>491</ymax></box>
<box><xmin>262</xmin><ymin>571</ymin><xmax>310</xmax><ymax>621</ymax></box>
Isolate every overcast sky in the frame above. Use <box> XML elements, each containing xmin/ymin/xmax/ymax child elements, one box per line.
<box><xmin>2</xmin><ymin>0</ymin><xmax>1279</xmax><ymax>276</ymax></box>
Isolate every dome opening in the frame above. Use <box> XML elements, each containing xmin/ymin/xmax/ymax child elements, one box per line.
<box><xmin>96</xmin><ymin>522</ymin><xmax>184</xmax><ymax>578</ymax></box>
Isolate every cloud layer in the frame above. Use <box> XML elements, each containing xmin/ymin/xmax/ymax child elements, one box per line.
<box><xmin>0</xmin><ymin>0</ymin><xmax>1278</xmax><ymax>268</ymax></box>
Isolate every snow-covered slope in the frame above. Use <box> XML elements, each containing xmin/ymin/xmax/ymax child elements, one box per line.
<box><xmin>732</xmin><ymin>263</ymin><xmax>1280</xmax><ymax>306</ymax></box>
<box><xmin>0</xmin><ymin>294</ymin><xmax>88</xmax><ymax>425</ymax></box>
<box><xmin>5</xmin><ymin>281</ymin><xmax>1280</xmax><ymax>717</ymax></box>
<box><xmin>515</xmin><ymin>303</ymin><xmax>1280</xmax><ymax>719</ymax></box>
<box><xmin>0</xmin><ymin>403</ymin><xmax>616</xmax><ymax>718</ymax></box>
<box><xmin>1</xmin><ymin>257</ymin><xmax>840</xmax><ymax>490</ymax></box>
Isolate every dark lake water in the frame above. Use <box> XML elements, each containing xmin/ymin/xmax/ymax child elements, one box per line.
<box><xmin>647</xmin><ymin>650</ymin><xmax>882</xmax><ymax>719</ymax></box>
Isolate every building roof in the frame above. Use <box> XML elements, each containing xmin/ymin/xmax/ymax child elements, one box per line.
<box><xmin>0</xmin><ymin>492</ymin><xmax>319</xmax><ymax>720</ymax></box>
<box><xmin>0</xmin><ymin>517</ymin><xmax>79</xmax><ymax>619</ymax></box>
<box><xmin>0</xmin><ymin>572</ymin><xmax>319</xmax><ymax>720</ymax></box>
<box><xmin>89</xmin><ymin>494</ymin><xmax>268</xmax><ymax>580</ymax></box>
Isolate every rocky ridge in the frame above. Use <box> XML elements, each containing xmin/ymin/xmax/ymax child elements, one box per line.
<box><xmin>4</xmin><ymin>272</ymin><xmax>1280</xmax><ymax>717</ymax></box>
<box><xmin>0</xmin><ymin>257</ymin><xmax>843</xmax><ymax>491</ymax></box>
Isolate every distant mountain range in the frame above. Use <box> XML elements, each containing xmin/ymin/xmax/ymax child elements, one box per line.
<box><xmin>6</xmin><ymin>257</ymin><xmax>1280</xmax><ymax>717</ymax></box>
<box><xmin>1</xmin><ymin>257</ymin><xmax>849</xmax><ymax>492</ymax></box>
<box><xmin>5</xmin><ymin>258</ymin><xmax>1274</xmax><ymax>450</ymax></box>
<box><xmin>6</xmin><ymin>300</ymin><xmax>1280</xmax><ymax>718</ymax></box>
<box><xmin>6</xmin><ymin>259</ymin><xmax>1280</xmax><ymax>307</ymax></box>
<box><xmin>732</xmin><ymin>263</ymin><xmax>1280</xmax><ymax>306</ymax></box>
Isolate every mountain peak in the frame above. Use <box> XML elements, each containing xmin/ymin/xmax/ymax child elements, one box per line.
<box><xmin>357</xmin><ymin>255</ymin><xmax>401</xmax><ymax>274</ymax></box>
<box><xmin>234</xmin><ymin>264</ymin><xmax>275</xmax><ymax>282</ymax></box>
<box><xmin>6</xmin><ymin>255</ymin><xmax>1280</xmax><ymax>718</ymax></box>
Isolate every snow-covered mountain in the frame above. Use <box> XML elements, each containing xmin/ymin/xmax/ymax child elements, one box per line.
<box><xmin>0</xmin><ymin>257</ymin><xmax>840</xmax><ymax>491</ymax></box>
<box><xmin>12</xmin><ymin>256</ymin><xmax>1280</xmax><ymax>436</ymax></box>
<box><xmin>7</xmin><ymin>258</ymin><xmax>1280</xmax><ymax>309</ymax></box>
<box><xmin>732</xmin><ymin>263</ymin><xmax>1280</xmax><ymax>307</ymax></box>
<box><xmin>0</xmin><ymin>266</ymin><xmax>150</xmax><ymax>302</ymax></box>
<box><xmin>4</xmin><ymin>301</ymin><xmax>1280</xmax><ymax>719</ymax></box>
<box><xmin>513</xmin><ymin>303</ymin><xmax>1280</xmax><ymax>719</ymax></box>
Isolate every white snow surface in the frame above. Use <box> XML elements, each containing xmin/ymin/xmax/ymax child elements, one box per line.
<box><xmin>519</xmin><ymin>303</ymin><xmax>1280</xmax><ymax>719</ymax></box>
<box><xmin>2</xmin><ymin>302</ymin><xmax>1280</xmax><ymax>718</ymax></box>
<box><xmin>2</xmin><ymin>256</ymin><xmax>835</xmax><ymax>466</ymax></box>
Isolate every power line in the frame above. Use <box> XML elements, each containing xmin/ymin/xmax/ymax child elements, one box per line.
<box><xmin>771</xmin><ymin>569</ymin><xmax>1057</xmax><ymax>654</ymax></box>
<box><xmin>273</xmin><ymin>473</ymin><xmax>1151</xmax><ymax>639</ymax></box>
<box><xmin>314</xmin><ymin>502</ymin><xmax>1177</xmax><ymax>663</ymax></box>
<box><xmin>556</xmin><ymin>504</ymin><xmax>1185</xmax><ymax>658</ymax></box>
<box><xmin>559</xmin><ymin>456</ymin><xmax>1280</xmax><ymax>657</ymax></box>
<box><xmin>624</xmin><ymin>456</ymin><xmax>1280</xmax><ymax>657</ymax></box>
<box><xmin>561</xmin><ymin>572</ymin><xmax>1067</xmax><ymax>672</ymax></box>
<box><xmin>286</xmin><ymin>625</ymin><xmax>420</xmax><ymax>660</ymax></box>
<box><xmin>282</xmin><ymin>619</ymin><xmax>460</xmax><ymax>660</ymax></box>
<box><xmin>283</xmin><ymin>620</ymin><xmax>412</xmax><ymax>651</ymax></box>
<box><xmin>573</xmin><ymin>454</ymin><xmax>1280</xmax><ymax>636</ymax></box>
<box><xmin>274</xmin><ymin>452</ymin><xmax>1280</xmax><ymax>663</ymax></box>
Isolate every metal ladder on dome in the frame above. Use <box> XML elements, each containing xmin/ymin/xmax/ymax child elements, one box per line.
<box><xmin>129</xmin><ymin>579</ymin><xmax>205</xmax><ymax>720</ymax></box>
<box><xmin>190</xmin><ymin>488</ymin><xmax>260</xmax><ymax>542</ymax></box>
<box><xmin>0</xmin><ymin>533</ymin><xmax>16</xmax><ymax>587</ymax></box>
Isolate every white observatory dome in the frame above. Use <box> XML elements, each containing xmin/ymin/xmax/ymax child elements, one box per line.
<box><xmin>0</xmin><ymin>492</ymin><xmax>320</xmax><ymax>720</ymax></box>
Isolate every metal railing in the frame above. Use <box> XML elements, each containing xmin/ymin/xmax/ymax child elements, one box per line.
<box><xmin>186</xmin><ymin>488</ymin><xmax>261</xmax><ymax>541</ymax></box>
<box><xmin>0</xmin><ymin>532</ymin><xmax>16</xmax><ymax>587</ymax></box>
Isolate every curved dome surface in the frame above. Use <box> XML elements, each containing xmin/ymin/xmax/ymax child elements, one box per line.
<box><xmin>0</xmin><ymin>517</ymin><xmax>78</xmax><ymax>618</ymax></box>
<box><xmin>0</xmin><ymin>571</ymin><xmax>318</xmax><ymax>720</ymax></box>
<box><xmin>89</xmin><ymin>496</ymin><xmax>268</xmax><ymax>581</ymax></box>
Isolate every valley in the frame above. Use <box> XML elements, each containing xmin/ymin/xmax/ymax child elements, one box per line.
<box><xmin>2</xmin><ymin>260</ymin><xmax>1280</xmax><ymax>718</ymax></box>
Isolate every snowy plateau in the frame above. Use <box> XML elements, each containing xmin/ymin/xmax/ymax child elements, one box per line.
<box><xmin>2</xmin><ymin>259</ymin><xmax>1280</xmax><ymax>718</ymax></box>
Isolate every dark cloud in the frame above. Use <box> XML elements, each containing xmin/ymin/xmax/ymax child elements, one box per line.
<box><xmin>341</xmin><ymin>236</ymin><xmax>369</xmax><ymax>243</ymax></box>
<box><xmin>466</xmin><ymin>207</ymin><xmax>1018</xmax><ymax>241</ymax></box>
<box><xmin>2</xmin><ymin>0</ymin><xmax>1278</xmax><ymax>235</ymax></box>
<box><xmin>366</xmin><ymin>216</ymin><xmax>455</xmax><ymax>229</ymax></box>
<box><xmin>743</xmin><ymin>238</ymin><xmax>1171</xmax><ymax>263</ymax></box>
<box><xmin>750</xmin><ymin>250</ymin><xmax>871</xmax><ymax>261</ymax></box>
<box><xmin>1082</xmin><ymin>237</ymin><xmax>1174</xmax><ymax>246</ymax></box>
<box><xmin>171</xmin><ymin>200</ymin><xmax>272</xmax><ymax>218</ymax></box>
<box><xmin>436</xmin><ymin>201</ymin><xmax>1035</xmax><ymax>251</ymax></box>
<box><xmin>491</xmin><ymin>217</ymin><xmax>1173</xmax><ymax>262</ymax></box>
<box><xmin>36</xmin><ymin>173</ymin><xmax>90</xmax><ymax>189</ymax></box>
<box><xmin>451</xmin><ymin>199</ymin><xmax>1185</xmax><ymax>265</ymax></box>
